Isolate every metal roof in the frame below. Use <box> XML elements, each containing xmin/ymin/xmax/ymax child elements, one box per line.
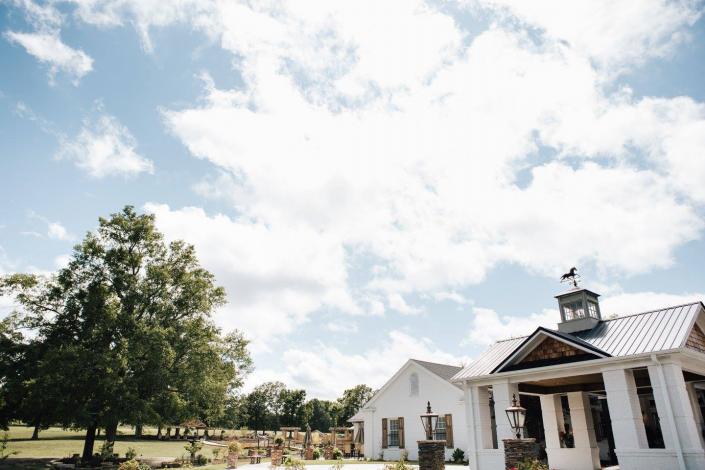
<box><xmin>411</xmin><ymin>359</ymin><xmax>463</xmax><ymax>383</ymax></box>
<box><xmin>452</xmin><ymin>301</ymin><xmax>704</xmax><ymax>382</ymax></box>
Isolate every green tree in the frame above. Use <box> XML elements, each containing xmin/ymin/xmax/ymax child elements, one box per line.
<box><xmin>305</xmin><ymin>399</ymin><xmax>334</xmax><ymax>432</ymax></box>
<box><xmin>279</xmin><ymin>389</ymin><xmax>306</xmax><ymax>427</ymax></box>
<box><xmin>0</xmin><ymin>206</ymin><xmax>252</xmax><ymax>459</ymax></box>
<box><xmin>337</xmin><ymin>385</ymin><xmax>374</xmax><ymax>424</ymax></box>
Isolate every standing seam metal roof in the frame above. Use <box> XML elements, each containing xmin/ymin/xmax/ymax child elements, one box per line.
<box><xmin>452</xmin><ymin>302</ymin><xmax>704</xmax><ymax>382</ymax></box>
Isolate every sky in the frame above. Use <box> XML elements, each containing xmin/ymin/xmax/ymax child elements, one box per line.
<box><xmin>1</xmin><ymin>0</ymin><xmax>705</xmax><ymax>400</ymax></box>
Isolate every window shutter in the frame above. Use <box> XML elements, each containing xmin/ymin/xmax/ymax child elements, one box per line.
<box><xmin>445</xmin><ymin>414</ymin><xmax>453</xmax><ymax>448</ymax></box>
<box><xmin>382</xmin><ymin>418</ymin><xmax>388</xmax><ymax>449</ymax></box>
<box><xmin>398</xmin><ymin>417</ymin><xmax>405</xmax><ymax>449</ymax></box>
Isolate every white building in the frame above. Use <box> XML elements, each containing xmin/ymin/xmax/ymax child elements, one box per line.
<box><xmin>350</xmin><ymin>359</ymin><xmax>468</xmax><ymax>461</ymax></box>
<box><xmin>353</xmin><ymin>288</ymin><xmax>705</xmax><ymax>470</ymax></box>
<box><xmin>453</xmin><ymin>288</ymin><xmax>705</xmax><ymax>470</ymax></box>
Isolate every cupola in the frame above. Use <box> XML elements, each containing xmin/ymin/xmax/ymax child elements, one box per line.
<box><xmin>555</xmin><ymin>287</ymin><xmax>602</xmax><ymax>333</ymax></box>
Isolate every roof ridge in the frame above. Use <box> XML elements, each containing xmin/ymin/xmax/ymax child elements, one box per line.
<box><xmin>494</xmin><ymin>335</ymin><xmax>529</xmax><ymax>344</ymax></box>
<box><xmin>410</xmin><ymin>358</ymin><xmax>462</xmax><ymax>369</ymax></box>
<box><xmin>602</xmin><ymin>301</ymin><xmax>704</xmax><ymax>322</ymax></box>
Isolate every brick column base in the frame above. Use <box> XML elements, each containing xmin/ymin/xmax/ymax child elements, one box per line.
<box><xmin>502</xmin><ymin>438</ymin><xmax>538</xmax><ymax>469</ymax></box>
<box><xmin>418</xmin><ymin>440</ymin><xmax>446</xmax><ymax>470</ymax></box>
<box><xmin>324</xmin><ymin>446</ymin><xmax>333</xmax><ymax>460</ymax></box>
<box><xmin>226</xmin><ymin>453</ymin><xmax>239</xmax><ymax>469</ymax></box>
<box><xmin>304</xmin><ymin>447</ymin><xmax>314</xmax><ymax>460</ymax></box>
<box><xmin>271</xmin><ymin>447</ymin><xmax>283</xmax><ymax>466</ymax></box>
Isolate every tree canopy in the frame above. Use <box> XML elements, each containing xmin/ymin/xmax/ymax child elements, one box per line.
<box><xmin>0</xmin><ymin>206</ymin><xmax>252</xmax><ymax>459</ymax></box>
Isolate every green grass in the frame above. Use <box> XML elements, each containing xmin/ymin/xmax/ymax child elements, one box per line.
<box><xmin>1</xmin><ymin>425</ymin><xmax>259</xmax><ymax>465</ymax></box>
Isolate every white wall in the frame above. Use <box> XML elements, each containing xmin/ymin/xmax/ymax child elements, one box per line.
<box><xmin>359</xmin><ymin>361</ymin><xmax>467</xmax><ymax>461</ymax></box>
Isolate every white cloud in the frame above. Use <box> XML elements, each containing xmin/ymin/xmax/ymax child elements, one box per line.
<box><xmin>46</xmin><ymin>222</ymin><xmax>73</xmax><ymax>241</ymax></box>
<box><xmin>325</xmin><ymin>322</ymin><xmax>359</xmax><ymax>334</ymax></box>
<box><xmin>601</xmin><ymin>291</ymin><xmax>705</xmax><ymax>317</ymax></box>
<box><xmin>244</xmin><ymin>330</ymin><xmax>470</xmax><ymax>399</ymax></box>
<box><xmin>144</xmin><ymin>203</ymin><xmax>364</xmax><ymax>352</ymax></box>
<box><xmin>56</xmin><ymin>113</ymin><xmax>154</xmax><ymax>177</ymax></box>
<box><xmin>465</xmin><ymin>307</ymin><xmax>559</xmax><ymax>346</ymax></box>
<box><xmin>470</xmin><ymin>0</ymin><xmax>702</xmax><ymax>70</ymax></box>
<box><xmin>4</xmin><ymin>31</ymin><xmax>93</xmax><ymax>85</ymax></box>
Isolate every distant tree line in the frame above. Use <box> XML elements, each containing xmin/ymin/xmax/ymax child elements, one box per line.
<box><xmin>219</xmin><ymin>383</ymin><xmax>374</xmax><ymax>433</ymax></box>
<box><xmin>0</xmin><ymin>206</ymin><xmax>375</xmax><ymax>461</ymax></box>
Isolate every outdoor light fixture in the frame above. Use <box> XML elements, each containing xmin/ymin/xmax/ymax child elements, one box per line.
<box><xmin>505</xmin><ymin>394</ymin><xmax>527</xmax><ymax>439</ymax></box>
<box><xmin>420</xmin><ymin>401</ymin><xmax>439</xmax><ymax>440</ymax></box>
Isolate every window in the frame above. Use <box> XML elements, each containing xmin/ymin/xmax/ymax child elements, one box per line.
<box><xmin>388</xmin><ymin>419</ymin><xmax>400</xmax><ymax>447</ymax></box>
<box><xmin>562</xmin><ymin>301</ymin><xmax>585</xmax><ymax>321</ymax></box>
<box><xmin>434</xmin><ymin>416</ymin><xmax>447</xmax><ymax>441</ymax></box>
<box><xmin>409</xmin><ymin>373</ymin><xmax>419</xmax><ymax>397</ymax></box>
<box><xmin>587</xmin><ymin>301</ymin><xmax>599</xmax><ymax>319</ymax></box>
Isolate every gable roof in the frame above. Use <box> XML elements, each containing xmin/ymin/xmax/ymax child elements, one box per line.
<box><xmin>490</xmin><ymin>327</ymin><xmax>611</xmax><ymax>374</ymax></box>
<box><xmin>411</xmin><ymin>359</ymin><xmax>463</xmax><ymax>382</ymax></box>
<box><xmin>453</xmin><ymin>301</ymin><xmax>704</xmax><ymax>382</ymax></box>
<box><xmin>349</xmin><ymin>359</ymin><xmax>463</xmax><ymax>421</ymax></box>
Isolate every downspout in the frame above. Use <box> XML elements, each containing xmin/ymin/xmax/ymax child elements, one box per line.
<box><xmin>651</xmin><ymin>354</ymin><xmax>686</xmax><ymax>470</ymax></box>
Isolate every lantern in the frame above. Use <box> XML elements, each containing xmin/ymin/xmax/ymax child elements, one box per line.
<box><xmin>420</xmin><ymin>401</ymin><xmax>439</xmax><ymax>440</ymax></box>
<box><xmin>505</xmin><ymin>394</ymin><xmax>526</xmax><ymax>439</ymax></box>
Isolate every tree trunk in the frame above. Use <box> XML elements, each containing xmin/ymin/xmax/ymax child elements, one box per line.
<box><xmin>31</xmin><ymin>421</ymin><xmax>40</xmax><ymax>440</ymax></box>
<box><xmin>157</xmin><ymin>425</ymin><xmax>162</xmax><ymax>438</ymax></box>
<box><xmin>174</xmin><ymin>427</ymin><xmax>181</xmax><ymax>438</ymax></box>
<box><xmin>82</xmin><ymin>422</ymin><xmax>98</xmax><ymax>461</ymax></box>
<box><xmin>105</xmin><ymin>420</ymin><xmax>118</xmax><ymax>445</ymax></box>
<box><xmin>166</xmin><ymin>427</ymin><xmax>172</xmax><ymax>438</ymax></box>
<box><xmin>135</xmin><ymin>424</ymin><xmax>143</xmax><ymax>439</ymax></box>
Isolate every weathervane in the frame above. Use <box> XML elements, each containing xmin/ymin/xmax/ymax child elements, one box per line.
<box><xmin>560</xmin><ymin>267</ymin><xmax>580</xmax><ymax>288</ymax></box>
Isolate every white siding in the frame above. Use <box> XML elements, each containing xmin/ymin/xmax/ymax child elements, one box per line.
<box><xmin>359</xmin><ymin>361</ymin><xmax>467</xmax><ymax>461</ymax></box>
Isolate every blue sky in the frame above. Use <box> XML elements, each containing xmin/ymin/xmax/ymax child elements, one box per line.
<box><xmin>1</xmin><ymin>0</ymin><xmax>705</xmax><ymax>399</ymax></box>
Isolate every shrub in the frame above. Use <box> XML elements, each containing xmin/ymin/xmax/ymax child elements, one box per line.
<box><xmin>184</xmin><ymin>441</ymin><xmax>203</xmax><ymax>462</ymax></box>
<box><xmin>100</xmin><ymin>441</ymin><xmax>115</xmax><ymax>460</ymax></box>
<box><xmin>228</xmin><ymin>440</ymin><xmax>244</xmax><ymax>455</ymax></box>
<box><xmin>0</xmin><ymin>433</ymin><xmax>18</xmax><ymax>460</ymax></box>
<box><xmin>125</xmin><ymin>447</ymin><xmax>137</xmax><ymax>460</ymax></box>
<box><xmin>516</xmin><ymin>458</ymin><xmax>549</xmax><ymax>470</ymax></box>
<box><xmin>194</xmin><ymin>454</ymin><xmax>209</xmax><ymax>466</ymax></box>
<box><xmin>311</xmin><ymin>448</ymin><xmax>321</xmax><ymax>460</ymax></box>
<box><xmin>331</xmin><ymin>458</ymin><xmax>344</xmax><ymax>470</ymax></box>
<box><xmin>275</xmin><ymin>437</ymin><xmax>284</xmax><ymax>446</ymax></box>
<box><xmin>384</xmin><ymin>457</ymin><xmax>412</xmax><ymax>470</ymax></box>
<box><xmin>452</xmin><ymin>448</ymin><xmax>465</xmax><ymax>464</ymax></box>
<box><xmin>118</xmin><ymin>460</ymin><xmax>150</xmax><ymax>470</ymax></box>
<box><xmin>283</xmin><ymin>456</ymin><xmax>305</xmax><ymax>470</ymax></box>
<box><xmin>332</xmin><ymin>447</ymin><xmax>343</xmax><ymax>459</ymax></box>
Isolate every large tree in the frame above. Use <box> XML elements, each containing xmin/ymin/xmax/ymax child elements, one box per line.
<box><xmin>0</xmin><ymin>206</ymin><xmax>252</xmax><ymax>460</ymax></box>
<box><xmin>337</xmin><ymin>385</ymin><xmax>374</xmax><ymax>424</ymax></box>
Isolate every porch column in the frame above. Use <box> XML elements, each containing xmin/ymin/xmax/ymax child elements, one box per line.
<box><xmin>539</xmin><ymin>394</ymin><xmax>564</xmax><ymax>451</ymax></box>
<box><xmin>648</xmin><ymin>360</ymin><xmax>705</xmax><ymax>469</ymax></box>
<box><xmin>567</xmin><ymin>392</ymin><xmax>601</xmax><ymax>470</ymax></box>
<box><xmin>686</xmin><ymin>383</ymin><xmax>705</xmax><ymax>449</ymax></box>
<box><xmin>466</xmin><ymin>386</ymin><xmax>492</xmax><ymax>450</ymax></box>
<box><xmin>491</xmin><ymin>380</ymin><xmax>519</xmax><ymax>447</ymax></box>
<box><xmin>602</xmin><ymin>367</ymin><xmax>648</xmax><ymax>451</ymax></box>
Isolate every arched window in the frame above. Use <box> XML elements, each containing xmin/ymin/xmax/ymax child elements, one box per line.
<box><xmin>409</xmin><ymin>372</ymin><xmax>419</xmax><ymax>397</ymax></box>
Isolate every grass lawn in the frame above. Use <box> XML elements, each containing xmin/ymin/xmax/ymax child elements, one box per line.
<box><xmin>1</xmin><ymin>425</ymin><xmax>261</xmax><ymax>468</ymax></box>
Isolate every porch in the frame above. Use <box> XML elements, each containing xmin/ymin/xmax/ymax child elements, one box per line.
<box><xmin>464</xmin><ymin>353</ymin><xmax>705</xmax><ymax>470</ymax></box>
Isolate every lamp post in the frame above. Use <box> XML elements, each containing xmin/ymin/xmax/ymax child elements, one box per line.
<box><xmin>420</xmin><ymin>401</ymin><xmax>439</xmax><ymax>440</ymax></box>
<box><xmin>504</xmin><ymin>394</ymin><xmax>526</xmax><ymax>439</ymax></box>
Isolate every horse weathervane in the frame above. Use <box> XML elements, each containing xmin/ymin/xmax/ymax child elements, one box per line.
<box><xmin>560</xmin><ymin>267</ymin><xmax>580</xmax><ymax>288</ymax></box>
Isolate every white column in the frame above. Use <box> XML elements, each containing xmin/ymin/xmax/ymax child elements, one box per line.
<box><xmin>658</xmin><ymin>362</ymin><xmax>705</xmax><ymax>451</ymax></box>
<box><xmin>473</xmin><ymin>386</ymin><xmax>493</xmax><ymax>449</ymax></box>
<box><xmin>567</xmin><ymin>392</ymin><xmax>601</xmax><ymax>470</ymax></box>
<box><xmin>602</xmin><ymin>367</ymin><xmax>648</xmax><ymax>450</ymax></box>
<box><xmin>686</xmin><ymin>383</ymin><xmax>705</xmax><ymax>450</ymax></box>
<box><xmin>491</xmin><ymin>380</ymin><xmax>519</xmax><ymax>448</ymax></box>
<box><xmin>540</xmin><ymin>394</ymin><xmax>564</xmax><ymax>451</ymax></box>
